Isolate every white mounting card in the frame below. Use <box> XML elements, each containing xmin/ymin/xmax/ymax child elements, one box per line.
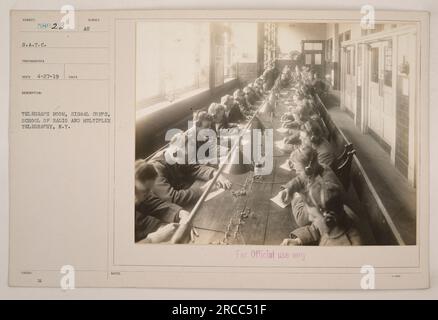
<box><xmin>8</xmin><ymin>9</ymin><xmax>429</xmax><ymax>289</ymax></box>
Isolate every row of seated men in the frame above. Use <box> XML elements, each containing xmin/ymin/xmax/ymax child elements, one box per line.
<box><xmin>274</xmin><ymin>65</ymin><xmax>363</xmax><ymax>246</ymax></box>
<box><xmin>135</xmin><ymin>64</ymin><xmax>364</xmax><ymax>246</ymax></box>
<box><xmin>134</xmin><ymin>66</ymin><xmax>278</xmax><ymax>243</ymax></box>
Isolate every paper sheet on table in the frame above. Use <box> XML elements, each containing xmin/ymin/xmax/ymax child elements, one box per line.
<box><xmin>279</xmin><ymin>160</ymin><xmax>292</xmax><ymax>172</ymax></box>
<box><xmin>205</xmin><ymin>188</ymin><xmax>225</xmax><ymax>201</ymax></box>
<box><xmin>276</xmin><ymin>127</ymin><xmax>288</xmax><ymax>134</ymax></box>
<box><xmin>270</xmin><ymin>193</ymin><xmax>290</xmax><ymax>209</ymax></box>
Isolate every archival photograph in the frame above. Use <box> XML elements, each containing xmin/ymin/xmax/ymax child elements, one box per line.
<box><xmin>134</xmin><ymin>20</ymin><xmax>418</xmax><ymax>246</ymax></box>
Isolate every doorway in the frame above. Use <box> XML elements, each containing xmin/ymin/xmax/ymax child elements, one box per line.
<box><xmin>301</xmin><ymin>40</ymin><xmax>325</xmax><ymax>78</ymax></box>
<box><xmin>342</xmin><ymin>45</ymin><xmax>356</xmax><ymax>117</ymax></box>
<box><xmin>367</xmin><ymin>40</ymin><xmax>395</xmax><ymax>154</ymax></box>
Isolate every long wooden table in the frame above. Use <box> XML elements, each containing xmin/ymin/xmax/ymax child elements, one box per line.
<box><xmin>191</xmin><ymin>88</ymin><xmax>299</xmax><ymax>245</ymax></box>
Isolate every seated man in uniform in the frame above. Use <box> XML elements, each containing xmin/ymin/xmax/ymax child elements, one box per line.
<box><xmin>208</xmin><ymin>102</ymin><xmax>230</xmax><ymax>132</ymax></box>
<box><xmin>243</xmin><ymin>85</ymin><xmax>258</xmax><ymax>108</ymax></box>
<box><xmin>262</xmin><ymin>67</ymin><xmax>274</xmax><ymax>90</ymax></box>
<box><xmin>283</xmin><ymin>119</ymin><xmax>335</xmax><ymax>167</ymax></box>
<box><xmin>233</xmin><ymin>89</ymin><xmax>249</xmax><ymax>112</ymax></box>
<box><xmin>149</xmin><ymin>133</ymin><xmax>232</xmax><ymax>207</ymax></box>
<box><xmin>208</xmin><ymin>102</ymin><xmax>241</xmax><ymax>133</ymax></box>
<box><xmin>254</xmin><ymin>77</ymin><xmax>265</xmax><ymax>94</ymax></box>
<box><xmin>135</xmin><ymin>160</ymin><xmax>190</xmax><ymax>243</ymax></box>
<box><xmin>282</xmin><ymin>105</ymin><xmax>304</xmax><ymax>130</ymax></box>
<box><xmin>281</xmin><ymin>179</ymin><xmax>363</xmax><ymax>246</ymax></box>
<box><xmin>276</xmin><ymin>146</ymin><xmax>343</xmax><ymax>227</ymax></box>
<box><xmin>252</xmin><ymin>80</ymin><xmax>264</xmax><ymax>99</ymax></box>
<box><xmin>186</xmin><ymin>111</ymin><xmax>214</xmax><ymax>158</ymax></box>
<box><xmin>233</xmin><ymin>89</ymin><xmax>254</xmax><ymax>117</ymax></box>
<box><xmin>282</xmin><ymin>99</ymin><xmax>317</xmax><ymax>128</ymax></box>
<box><xmin>221</xmin><ymin>94</ymin><xmax>245</xmax><ymax>124</ymax></box>
<box><xmin>300</xmin><ymin>119</ymin><xmax>335</xmax><ymax>167</ymax></box>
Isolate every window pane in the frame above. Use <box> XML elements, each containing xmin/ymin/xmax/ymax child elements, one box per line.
<box><xmin>371</xmin><ymin>47</ymin><xmax>379</xmax><ymax>83</ymax></box>
<box><xmin>136</xmin><ymin>22</ymin><xmax>162</xmax><ymax>102</ymax></box>
<box><xmin>136</xmin><ymin>22</ymin><xmax>210</xmax><ymax>108</ymax></box>
<box><xmin>231</xmin><ymin>23</ymin><xmax>258</xmax><ymax>63</ymax></box>
<box><xmin>314</xmin><ymin>53</ymin><xmax>322</xmax><ymax>65</ymax></box>
<box><xmin>305</xmin><ymin>54</ymin><xmax>312</xmax><ymax>65</ymax></box>
<box><xmin>384</xmin><ymin>44</ymin><xmax>392</xmax><ymax>87</ymax></box>
<box><xmin>304</xmin><ymin>42</ymin><xmax>314</xmax><ymax>50</ymax></box>
<box><xmin>313</xmin><ymin>43</ymin><xmax>323</xmax><ymax>50</ymax></box>
<box><xmin>161</xmin><ymin>23</ymin><xmax>198</xmax><ymax>94</ymax></box>
<box><xmin>223</xmin><ymin>31</ymin><xmax>232</xmax><ymax>78</ymax></box>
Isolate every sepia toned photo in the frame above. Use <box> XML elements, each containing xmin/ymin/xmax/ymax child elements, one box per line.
<box><xmin>134</xmin><ymin>20</ymin><xmax>418</xmax><ymax>247</ymax></box>
<box><xmin>8</xmin><ymin>9</ymin><xmax>429</xmax><ymax>290</ymax></box>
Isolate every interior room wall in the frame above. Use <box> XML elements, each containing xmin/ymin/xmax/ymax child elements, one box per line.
<box><xmin>277</xmin><ymin>23</ymin><xmax>327</xmax><ymax>55</ymax></box>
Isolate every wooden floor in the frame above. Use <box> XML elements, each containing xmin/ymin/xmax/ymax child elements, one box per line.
<box><xmin>191</xmin><ymin>88</ymin><xmax>299</xmax><ymax>245</ymax></box>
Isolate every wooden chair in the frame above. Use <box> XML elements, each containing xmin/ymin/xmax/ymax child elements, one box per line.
<box><xmin>335</xmin><ymin>143</ymin><xmax>354</xmax><ymax>166</ymax></box>
<box><xmin>334</xmin><ymin>148</ymin><xmax>356</xmax><ymax>190</ymax></box>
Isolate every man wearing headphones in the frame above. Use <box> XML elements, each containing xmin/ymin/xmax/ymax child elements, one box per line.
<box><xmin>149</xmin><ymin>133</ymin><xmax>232</xmax><ymax>207</ymax></box>
<box><xmin>221</xmin><ymin>95</ymin><xmax>245</xmax><ymax>124</ymax></box>
<box><xmin>300</xmin><ymin>119</ymin><xmax>335</xmax><ymax>167</ymax></box>
<box><xmin>278</xmin><ymin>146</ymin><xmax>342</xmax><ymax>227</ymax></box>
<box><xmin>135</xmin><ymin>160</ymin><xmax>190</xmax><ymax>243</ymax></box>
<box><xmin>281</xmin><ymin>179</ymin><xmax>363</xmax><ymax>246</ymax></box>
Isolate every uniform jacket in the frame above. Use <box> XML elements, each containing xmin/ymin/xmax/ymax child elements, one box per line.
<box><xmin>135</xmin><ymin>193</ymin><xmax>182</xmax><ymax>242</ymax></box>
<box><xmin>283</xmin><ymin>164</ymin><xmax>341</xmax><ymax>197</ymax></box>
<box><xmin>291</xmin><ymin>193</ymin><xmax>310</xmax><ymax>227</ymax></box>
<box><xmin>234</xmin><ymin>97</ymin><xmax>249</xmax><ymax>112</ymax></box>
<box><xmin>245</xmin><ymin>90</ymin><xmax>258</xmax><ymax>106</ymax></box>
<box><xmin>150</xmin><ymin>152</ymin><xmax>215</xmax><ymax>207</ymax></box>
<box><xmin>314</xmin><ymin>138</ymin><xmax>335</xmax><ymax>167</ymax></box>
<box><xmin>226</xmin><ymin>104</ymin><xmax>245</xmax><ymax>123</ymax></box>
<box><xmin>290</xmin><ymin>206</ymin><xmax>363</xmax><ymax>246</ymax></box>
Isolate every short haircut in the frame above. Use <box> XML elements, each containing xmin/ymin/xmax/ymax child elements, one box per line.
<box><xmin>220</xmin><ymin>95</ymin><xmax>233</xmax><ymax>105</ymax></box>
<box><xmin>304</xmin><ymin>119</ymin><xmax>323</xmax><ymax>143</ymax></box>
<box><xmin>304</xmin><ymin>179</ymin><xmax>344</xmax><ymax>225</ymax></box>
<box><xmin>135</xmin><ymin>160</ymin><xmax>158</xmax><ymax>183</ymax></box>
<box><xmin>194</xmin><ymin>110</ymin><xmax>212</xmax><ymax>123</ymax></box>
<box><xmin>290</xmin><ymin>145</ymin><xmax>317</xmax><ymax>167</ymax></box>
<box><xmin>233</xmin><ymin>89</ymin><xmax>243</xmax><ymax>97</ymax></box>
<box><xmin>208</xmin><ymin>102</ymin><xmax>225</xmax><ymax>116</ymax></box>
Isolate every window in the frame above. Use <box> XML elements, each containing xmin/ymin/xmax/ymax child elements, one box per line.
<box><xmin>223</xmin><ymin>30</ymin><xmax>235</xmax><ymax>79</ymax></box>
<box><xmin>305</xmin><ymin>54</ymin><xmax>312</xmax><ymax>65</ymax></box>
<box><xmin>314</xmin><ymin>53</ymin><xmax>322</xmax><ymax>65</ymax></box>
<box><xmin>230</xmin><ymin>23</ymin><xmax>258</xmax><ymax>63</ymax></box>
<box><xmin>218</xmin><ymin>23</ymin><xmax>257</xmax><ymax>84</ymax></box>
<box><xmin>304</xmin><ymin>42</ymin><xmax>323</xmax><ymax>51</ymax></box>
<box><xmin>370</xmin><ymin>47</ymin><xmax>379</xmax><ymax>83</ymax></box>
<box><xmin>304</xmin><ymin>42</ymin><xmax>313</xmax><ymax>51</ymax></box>
<box><xmin>384</xmin><ymin>43</ymin><xmax>393</xmax><ymax>87</ymax></box>
<box><xmin>136</xmin><ymin>22</ymin><xmax>210</xmax><ymax>109</ymax></box>
<box><xmin>302</xmin><ymin>40</ymin><xmax>324</xmax><ymax>67</ymax></box>
<box><xmin>346</xmin><ymin>50</ymin><xmax>351</xmax><ymax>75</ymax></box>
<box><xmin>313</xmin><ymin>42</ymin><xmax>323</xmax><ymax>50</ymax></box>
<box><xmin>344</xmin><ymin>30</ymin><xmax>351</xmax><ymax>41</ymax></box>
